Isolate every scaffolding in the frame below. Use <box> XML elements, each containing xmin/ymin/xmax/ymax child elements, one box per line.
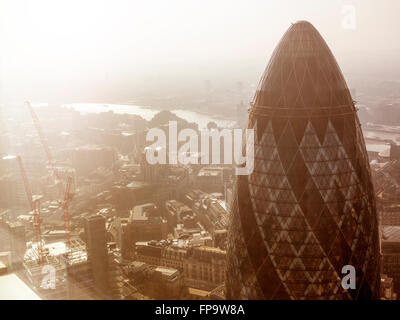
<box><xmin>62</xmin><ymin>238</ymin><xmax>95</xmax><ymax>300</ymax></box>
<box><xmin>23</xmin><ymin>242</ymin><xmax>68</xmax><ymax>300</ymax></box>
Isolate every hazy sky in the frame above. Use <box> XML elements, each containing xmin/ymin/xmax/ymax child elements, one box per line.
<box><xmin>1</xmin><ymin>0</ymin><xmax>400</xmax><ymax>103</ymax></box>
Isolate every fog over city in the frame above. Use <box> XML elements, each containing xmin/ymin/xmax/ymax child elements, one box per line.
<box><xmin>2</xmin><ymin>0</ymin><xmax>400</xmax><ymax>304</ymax></box>
<box><xmin>1</xmin><ymin>0</ymin><xmax>400</xmax><ymax>107</ymax></box>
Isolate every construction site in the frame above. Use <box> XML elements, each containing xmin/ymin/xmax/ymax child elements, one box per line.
<box><xmin>0</xmin><ymin>96</ymin><xmax>235</xmax><ymax>300</ymax></box>
<box><xmin>0</xmin><ymin>102</ymin><xmax>121</xmax><ymax>299</ymax></box>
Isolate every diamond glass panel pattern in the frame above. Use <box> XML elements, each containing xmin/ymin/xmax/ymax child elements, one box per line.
<box><xmin>227</xmin><ymin>21</ymin><xmax>380</xmax><ymax>300</ymax></box>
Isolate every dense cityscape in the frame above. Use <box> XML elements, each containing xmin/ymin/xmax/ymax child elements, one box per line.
<box><xmin>1</xmin><ymin>1</ymin><xmax>400</xmax><ymax>304</ymax></box>
<box><xmin>0</xmin><ymin>100</ymin><xmax>239</xmax><ymax>299</ymax></box>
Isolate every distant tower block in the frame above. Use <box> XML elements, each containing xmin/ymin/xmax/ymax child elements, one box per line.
<box><xmin>236</xmin><ymin>100</ymin><xmax>246</xmax><ymax>126</ymax></box>
<box><xmin>84</xmin><ymin>215</ymin><xmax>110</xmax><ymax>298</ymax></box>
<box><xmin>0</xmin><ymin>105</ymin><xmax>9</xmax><ymax>158</ymax></box>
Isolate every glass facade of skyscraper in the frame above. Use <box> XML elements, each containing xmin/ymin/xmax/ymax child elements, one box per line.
<box><xmin>227</xmin><ymin>21</ymin><xmax>380</xmax><ymax>300</ymax></box>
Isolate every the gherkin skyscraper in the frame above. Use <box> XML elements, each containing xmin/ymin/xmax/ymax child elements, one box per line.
<box><xmin>226</xmin><ymin>21</ymin><xmax>380</xmax><ymax>300</ymax></box>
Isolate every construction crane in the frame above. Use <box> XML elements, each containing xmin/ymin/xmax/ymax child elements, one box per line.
<box><xmin>25</xmin><ymin>102</ymin><xmax>76</xmax><ymax>256</ymax></box>
<box><xmin>15</xmin><ymin>155</ymin><xmax>33</xmax><ymax>211</ymax></box>
<box><xmin>62</xmin><ymin>176</ymin><xmax>74</xmax><ymax>249</ymax></box>
<box><xmin>15</xmin><ymin>155</ymin><xmax>44</xmax><ymax>264</ymax></box>
<box><xmin>25</xmin><ymin>101</ymin><xmax>65</xmax><ymax>197</ymax></box>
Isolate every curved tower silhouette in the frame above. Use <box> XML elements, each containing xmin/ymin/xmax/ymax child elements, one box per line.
<box><xmin>226</xmin><ymin>21</ymin><xmax>380</xmax><ymax>300</ymax></box>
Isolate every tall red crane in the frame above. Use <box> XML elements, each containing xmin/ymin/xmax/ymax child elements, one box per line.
<box><xmin>16</xmin><ymin>155</ymin><xmax>44</xmax><ymax>263</ymax></box>
<box><xmin>25</xmin><ymin>101</ymin><xmax>64</xmax><ymax>197</ymax></box>
<box><xmin>26</xmin><ymin>101</ymin><xmax>74</xmax><ymax>255</ymax></box>
<box><xmin>16</xmin><ymin>155</ymin><xmax>33</xmax><ymax>211</ymax></box>
<box><xmin>62</xmin><ymin>176</ymin><xmax>74</xmax><ymax>249</ymax></box>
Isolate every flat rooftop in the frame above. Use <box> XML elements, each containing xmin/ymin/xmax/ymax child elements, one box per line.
<box><xmin>188</xmin><ymin>287</ymin><xmax>209</xmax><ymax>297</ymax></box>
<box><xmin>198</xmin><ymin>170</ymin><xmax>220</xmax><ymax>177</ymax></box>
<box><xmin>365</xmin><ymin>142</ymin><xmax>391</xmax><ymax>154</ymax></box>
<box><xmin>0</xmin><ymin>274</ymin><xmax>41</xmax><ymax>300</ymax></box>
<box><xmin>126</xmin><ymin>181</ymin><xmax>150</xmax><ymax>189</ymax></box>
<box><xmin>130</xmin><ymin>203</ymin><xmax>159</xmax><ymax>222</ymax></box>
<box><xmin>382</xmin><ymin>226</ymin><xmax>400</xmax><ymax>242</ymax></box>
<box><xmin>154</xmin><ymin>266</ymin><xmax>179</xmax><ymax>277</ymax></box>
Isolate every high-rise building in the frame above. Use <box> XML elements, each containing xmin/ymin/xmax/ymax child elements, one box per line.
<box><xmin>6</xmin><ymin>221</ymin><xmax>26</xmax><ymax>269</ymax></box>
<box><xmin>72</xmin><ymin>145</ymin><xmax>116</xmax><ymax>175</ymax></box>
<box><xmin>226</xmin><ymin>21</ymin><xmax>380</xmax><ymax>299</ymax></box>
<box><xmin>128</xmin><ymin>203</ymin><xmax>168</xmax><ymax>243</ymax></box>
<box><xmin>0</xmin><ymin>104</ymin><xmax>8</xmax><ymax>158</ymax></box>
<box><xmin>0</xmin><ymin>156</ymin><xmax>30</xmax><ymax>208</ymax></box>
<box><xmin>84</xmin><ymin>215</ymin><xmax>110</xmax><ymax>298</ymax></box>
